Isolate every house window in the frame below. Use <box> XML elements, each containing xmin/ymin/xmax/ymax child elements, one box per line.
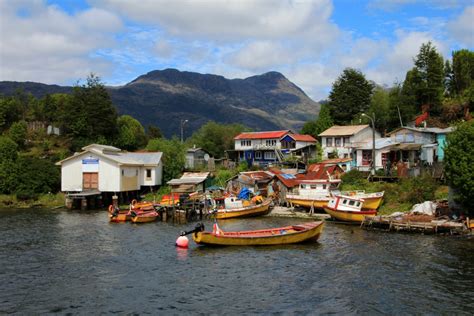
<box><xmin>264</xmin><ymin>151</ymin><xmax>276</xmax><ymax>160</ymax></box>
<box><xmin>121</xmin><ymin>170</ymin><xmax>124</xmax><ymax>176</ymax></box>
<box><xmin>381</xmin><ymin>153</ymin><xmax>388</xmax><ymax>167</ymax></box>
<box><xmin>406</xmin><ymin>133</ymin><xmax>414</xmax><ymax>143</ymax></box>
<box><xmin>344</xmin><ymin>137</ymin><xmax>350</xmax><ymax>147</ymax></box>
<box><xmin>323</xmin><ymin>184</ymin><xmax>327</xmax><ymax>189</ymax></box>
<box><xmin>335</xmin><ymin>137</ymin><xmax>341</xmax><ymax>147</ymax></box>
<box><xmin>265</xmin><ymin>139</ymin><xmax>277</xmax><ymax>146</ymax></box>
<box><xmin>241</xmin><ymin>140</ymin><xmax>251</xmax><ymax>147</ymax></box>
<box><xmin>362</xmin><ymin>150</ymin><xmax>372</xmax><ymax>166</ymax></box>
<box><xmin>146</xmin><ymin>169</ymin><xmax>152</xmax><ymax>179</ymax></box>
<box><xmin>255</xmin><ymin>151</ymin><xmax>262</xmax><ymax>159</ymax></box>
<box><xmin>349</xmin><ymin>200</ymin><xmax>355</xmax><ymax>206</ymax></box>
<box><xmin>326</xmin><ymin>138</ymin><xmax>333</xmax><ymax>147</ymax></box>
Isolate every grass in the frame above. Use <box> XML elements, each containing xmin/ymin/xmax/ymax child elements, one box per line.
<box><xmin>340</xmin><ymin>170</ymin><xmax>448</xmax><ymax>216</ymax></box>
<box><xmin>0</xmin><ymin>192</ymin><xmax>65</xmax><ymax>209</ymax></box>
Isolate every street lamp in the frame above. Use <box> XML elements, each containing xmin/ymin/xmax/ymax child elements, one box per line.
<box><xmin>362</xmin><ymin>113</ymin><xmax>376</xmax><ymax>176</ymax></box>
<box><xmin>180</xmin><ymin>119</ymin><xmax>188</xmax><ymax>143</ymax></box>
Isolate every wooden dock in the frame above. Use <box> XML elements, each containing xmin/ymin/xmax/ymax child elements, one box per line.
<box><xmin>361</xmin><ymin>215</ymin><xmax>470</xmax><ymax>235</ymax></box>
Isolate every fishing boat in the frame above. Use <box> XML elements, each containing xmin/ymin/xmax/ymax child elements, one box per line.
<box><xmin>332</xmin><ymin>190</ymin><xmax>384</xmax><ymax>210</ymax></box>
<box><xmin>130</xmin><ymin>209</ymin><xmax>159</xmax><ymax>223</ymax></box>
<box><xmin>212</xmin><ymin>196</ymin><xmax>272</xmax><ymax>219</ymax></box>
<box><xmin>286</xmin><ymin>179</ymin><xmax>341</xmax><ymax>209</ymax></box>
<box><xmin>183</xmin><ymin>221</ymin><xmax>324</xmax><ymax>246</ymax></box>
<box><xmin>108</xmin><ymin>205</ymin><xmax>131</xmax><ymax>222</ymax></box>
<box><xmin>323</xmin><ymin>195</ymin><xmax>377</xmax><ymax>223</ymax></box>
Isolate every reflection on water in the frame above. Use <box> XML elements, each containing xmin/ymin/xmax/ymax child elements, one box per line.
<box><xmin>0</xmin><ymin>208</ymin><xmax>473</xmax><ymax>314</ymax></box>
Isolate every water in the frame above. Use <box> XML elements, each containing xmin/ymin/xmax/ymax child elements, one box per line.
<box><xmin>0</xmin><ymin>209</ymin><xmax>473</xmax><ymax>315</ymax></box>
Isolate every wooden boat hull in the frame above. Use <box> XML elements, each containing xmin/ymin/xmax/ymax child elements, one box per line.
<box><xmin>192</xmin><ymin>221</ymin><xmax>324</xmax><ymax>246</ymax></box>
<box><xmin>361</xmin><ymin>196</ymin><xmax>383</xmax><ymax>210</ymax></box>
<box><xmin>324</xmin><ymin>206</ymin><xmax>376</xmax><ymax>223</ymax></box>
<box><xmin>109</xmin><ymin>213</ymin><xmax>131</xmax><ymax>222</ymax></box>
<box><xmin>131</xmin><ymin>211</ymin><xmax>159</xmax><ymax>223</ymax></box>
<box><xmin>214</xmin><ymin>199</ymin><xmax>272</xmax><ymax>219</ymax></box>
<box><xmin>286</xmin><ymin>197</ymin><xmax>329</xmax><ymax>209</ymax></box>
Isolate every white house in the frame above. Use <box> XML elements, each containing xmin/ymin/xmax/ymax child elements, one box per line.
<box><xmin>56</xmin><ymin>144</ymin><xmax>163</xmax><ymax>193</ymax></box>
<box><xmin>232</xmin><ymin>130</ymin><xmax>317</xmax><ymax>166</ymax></box>
<box><xmin>318</xmin><ymin>125</ymin><xmax>380</xmax><ymax>161</ymax></box>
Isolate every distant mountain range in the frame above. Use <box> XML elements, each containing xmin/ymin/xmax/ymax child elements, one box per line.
<box><xmin>0</xmin><ymin>69</ymin><xmax>320</xmax><ymax>137</ymax></box>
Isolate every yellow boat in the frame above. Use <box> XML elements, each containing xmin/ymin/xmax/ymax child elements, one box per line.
<box><xmin>130</xmin><ymin>210</ymin><xmax>159</xmax><ymax>223</ymax></box>
<box><xmin>285</xmin><ymin>197</ymin><xmax>330</xmax><ymax>209</ymax></box>
<box><xmin>286</xmin><ymin>179</ymin><xmax>340</xmax><ymax>210</ymax></box>
<box><xmin>213</xmin><ymin>197</ymin><xmax>272</xmax><ymax>219</ymax></box>
<box><xmin>324</xmin><ymin>195</ymin><xmax>377</xmax><ymax>223</ymax></box>
<box><xmin>108</xmin><ymin>205</ymin><xmax>131</xmax><ymax>222</ymax></box>
<box><xmin>333</xmin><ymin>190</ymin><xmax>384</xmax><ymax>210</ymax></box>
<box><xmin>187</xmin><ymin>221</ymin><xmax>324</xmax><ymax>246</ymax></box>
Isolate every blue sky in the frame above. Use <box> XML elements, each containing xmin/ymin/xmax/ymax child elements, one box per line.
<box><xmin>0</xmin><ymin>0</ymin><xmax>472</xmax><ymax>100</ymax></box>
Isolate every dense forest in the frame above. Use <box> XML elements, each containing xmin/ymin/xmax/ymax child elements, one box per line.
<box><xmin>0</xmin><ymin>42</ymin><xmax>472</xmax><ymax>209</ymax></box>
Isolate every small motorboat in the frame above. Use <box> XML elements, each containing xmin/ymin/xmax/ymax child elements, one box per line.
<box><xmin>286</xmin><ymin>179</ymin><xmax>341</xmax><ymax>210</ymax></box>
<box><xmin>212</xmin><ymin>196</ymin><xmax>272</xmax><ymax>219</ymax></box>
<box><xmin>108</xmin><ymin>205</ymin><xmax>131</xmax><ymax>222</ymax></box>
<box><xmin>130</xmin><ymin>209</ymin><xmax>159</xmax><ymax>223</ymax></box>
<box><xmin>332</xmin><ymin>190</ymin><xmax>384</xmax><ymax>210</ymax></box>
<box><xmin>324</xmin><ymin>195</ymin><xmax>377</xmax><ymax>223</ymax></box>
<box><xmin>181</xmin><ymin>221</ymin><xmax>324</xmax><ymax>246</ymax></box>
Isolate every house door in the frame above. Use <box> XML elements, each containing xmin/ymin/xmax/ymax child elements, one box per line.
<box><xmin>83</xmin><ymin>172</ymin><xmax>98</xmax><ymax>190</ymax></box>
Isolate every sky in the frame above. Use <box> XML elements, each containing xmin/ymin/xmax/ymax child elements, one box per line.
<box><xmin>0</xmin><ymin>0</ymin><xmax>472</xmax><ymax>100</ymax></box>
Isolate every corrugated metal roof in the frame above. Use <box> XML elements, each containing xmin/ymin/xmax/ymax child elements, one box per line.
<box><xmin>318</xmin><ymin>125</ymin><xmax>369</xmax><ymax>136</ymax></box>
<box><xmin>356</xmin><ymin>138</ymin><xmax>398</xmax><ymax>150</ymax></box>
<box><xmin>387</xmin><ymin>126</ymin><xmax>454</xmax><ymax>135</ymax></box>
<box><xmin>234</xmin><ymin>130</ymin><xmax>290</xmax><ymax>140</ymax></box>
<box><xmin>56</xmin><ymin>145</ymin><xmax>162</xmax><ymax>166</ymax></box>
<box><xmin>286</xmin><ymin>134</ymin><xmax>317</xmax><ymax>142</ymax></box>
<box><xmin>167</xmin><ymin>172</ymin><xmax>210</xmax><ymax>185</ymax></box>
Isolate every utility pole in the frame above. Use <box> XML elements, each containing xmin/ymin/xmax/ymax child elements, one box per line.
<box><xmin>180</xmin><ymin>119</ymin><xmax>188</xmax><ymax>143</ymax></box>
<box><xmin>362</xmin><ymin>113</ymin><xmax>376</xmax><ymax>176</ymax></box>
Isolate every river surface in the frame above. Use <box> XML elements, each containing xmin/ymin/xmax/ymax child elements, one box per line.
<box><xmin>0</xmin><ymin>208</ymin><xmax>473</xmax><ymax>315</ymax></box>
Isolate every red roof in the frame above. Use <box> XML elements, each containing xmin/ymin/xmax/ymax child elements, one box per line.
<box><xmin>286</xmin><ymin>134</ymin><xmax>316</xmax><ymax>142</ymax></box>
<box><xmin>234</xmin><ymin>130</ymin><xmax>290</xmax><ymax>140</ymax></box>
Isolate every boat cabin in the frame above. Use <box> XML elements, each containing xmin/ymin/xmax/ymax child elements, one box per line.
<box><xmin>292</xmin><ymin>179</ymin><xmax>341</xmax><ymax>197</ymax></box>
<box><xmin>327</xmin><ymin>195</ymin><xmax>364</xmax><ymax>212</ymax></box>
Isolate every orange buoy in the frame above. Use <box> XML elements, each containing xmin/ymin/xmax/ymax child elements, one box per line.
<box><xmin>175</xmin><ymin>236</ymin><xmax>189</xmax><ymax>248</ymax></box>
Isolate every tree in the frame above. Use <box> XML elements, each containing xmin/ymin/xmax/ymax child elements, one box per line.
<box><xmin>413</xmin><ymin>42</ymin><xmax>445</xmax><ymax>115</ymax></box>
<box><xmin>367</xmin><ymin>87</ymin><xmax>390</xmax><ymax>133</ymax></box>
<box><xmin>0</xmin><ymin>96</ymin><xmax>22</xmax><ymax>132</ymax></box>
<box><xmin>116</xmin><ymin>115</ymin><xmax>146</xmax><ymax>151</ymax></box>
<box><xmin>0</xmin><ymin>136</ymin><xmax>18</xmax><ymax>194</ymax></box>
<box><xmin>8</xmin><ymin>121</ymin><xmax>28</xmax><ymax>148</ymax></box>
<box><xmin>146</xmin><ymin>137</ymin><xmax>186</xmax><ymax>183</ymax></box>
<box><xmin>146</xmin><ymin>125</ymin><xmax>163</xmax><ymax>140</ymax></box>
<box><xmin>301</xmin><ymin>103</ymin><xmax>333</xmax><ymax>138</ymax></box>
<box><xmin>62</xmin><ymin>74</ymin><xmax>118</xmax><ymax>149</ymax></box>
<box><xmin>450</xmin><ymin>49</ymin><xmax>474</xmax><ymax>96</ymax></box>
<box><xmin>444</xmin><ymin>121</ymin><xmax>474</xmax><ymax>211</ymax></box>
<box><xmin>189</xmin><ymin>121</ymin><xmax>248</xmax><ymax>158</ymax></box>
<box><xmin>328</xmin><ymin>68</ymin><xmax>374</xmax><ymax>124</ymax></box>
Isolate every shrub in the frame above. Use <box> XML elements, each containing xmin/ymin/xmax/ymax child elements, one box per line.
<box><xmin>399</xmin><ymin>173</ymin><xmax>437</xmax><ymax>204</ymax></box>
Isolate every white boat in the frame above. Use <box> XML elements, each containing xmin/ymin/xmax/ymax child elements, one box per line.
<box><xmin>324</xmin><ymin>195</ymin><xmax>377</xmax><ymax>223</ymax></box>
<box><xmin>331</xmin><ymin>190</ymin><xmax>384</xmax><ymax>210</ymax></box>
<box><xmin>286</xmin><ymin>179</ymin><xmax>341</xmax><ymax>210</ymax></box>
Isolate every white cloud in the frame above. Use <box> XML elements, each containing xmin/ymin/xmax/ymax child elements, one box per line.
<box><xmin>0</xmin><ymin>0</ymin><xmax>122</xmax><ymax>83</ymax></box>
<box><xmin>365</xmin><ymin>30</ymin><xmax>445</xmax><ymax>85</ymax></box>
<box><xmin>227</xmin><ymin>41</ymin><xmax>295</xmax><ymax>71</ymax></box>
<box><xmin>447</xmin><ymin>6</ymin><xmax>474</xmax><ymax>47</ymax></box>
<box><xmin>94</xmin><ymin>0</ymin><xmax>333</xmax><ymax>40</ymax></box>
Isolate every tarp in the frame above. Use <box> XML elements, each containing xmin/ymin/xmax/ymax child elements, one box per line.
<box><xmin>238</xmin><ymin>187</ymin><xmax>252</xmax><ymax>200</ymax></box>
<box><xmin>409</xmin><ymin>201</ymin><xmax>437</xmax><ymax>216</ymax></box>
